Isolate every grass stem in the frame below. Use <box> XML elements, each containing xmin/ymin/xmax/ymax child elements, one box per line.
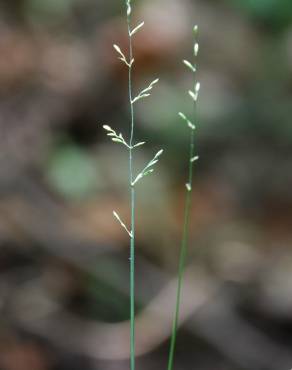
<box><xmin>167</xmin><ymin>27</ymin><xmax>199</xmax><ymax>370</ymax></box>
<box><xmin>127</xmin><ymin>5</ymin><xmax>136</xmax><ymax>370</ymax></box>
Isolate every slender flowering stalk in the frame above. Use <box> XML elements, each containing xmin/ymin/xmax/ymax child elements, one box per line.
<box><xmin>102</xmin><ymin>1</ymin><xmax>162</xmax><ymax>369</ymax></box>
<box><xmin>127</xmin><ymin>4</ymin><xmax>136</xmax><ymax>369</ymax></box>
<box><xmin>167</xmin><ymin>25</ymin><xmax>200</xmax><ymax>370</ymax></box>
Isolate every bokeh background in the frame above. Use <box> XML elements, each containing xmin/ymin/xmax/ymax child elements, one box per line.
<box><xmin>1</xmin><ymin>0</ymin><xmax>292</xmax><ymax>369</ymax></box>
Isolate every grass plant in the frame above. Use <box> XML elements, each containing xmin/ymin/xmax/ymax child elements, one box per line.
<box><xmin>102</xmin><ymin>1</ymin><xmax>162</xmax><ymax>369</ymax></box>
<box><xmin>167</xmin><ymin>25</ymin><xmax>200</xmax><ymax>370</ymax></box>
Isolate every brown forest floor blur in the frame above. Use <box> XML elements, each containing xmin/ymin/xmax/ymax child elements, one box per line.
<box><xmin>1</xmin><ymin>0</ymin><xmax>292</xmax><ymax>369</ymax></box>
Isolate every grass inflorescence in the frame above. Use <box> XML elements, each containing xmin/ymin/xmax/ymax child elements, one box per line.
<box><xmin>102</xmin><ymin>1</ymin><xmax>162</xmax><ymax>369</ymax></box>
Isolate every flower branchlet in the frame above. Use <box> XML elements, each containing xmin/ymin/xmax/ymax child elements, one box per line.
<box><xmin>131</xmin><ymin>149</ymin><xmax>163</xmax><ymax>186</ymax></box>
<box><xmin>183</xmin><ymin>60</ymin><xmax>196</xmax><ymax>73</ymax></box>
<box><xmin>185</xmin><ymin>183</ymin><xmax>192</xmax><ymax>191</ymax></box>
<box><xmin>103</xmin><ymin>125</ymin><xmax>146</xmax><ymax>150</ymax></box>
<box><xmin>188</xmin><ymin>82</ymin><xmax>200</xmax><ymax>102</ymax></box>
<box><xmin>191</xmin><ymin>155</ymin><xmax>199</xmax><ymax>163</ymax></box>
<box><xmin>113</xmin><ymin>211</ymin><xmax>133</xmax><ymax>238</ymax></box>
<box><xmin>103</xmin><ymin>125</ymin><xmax>130</xmax><ymax>148</ymax></box>
<box><xmin>113</xmin><ymin>44</ymin><xmax>134</xmax><ymax>68</ymax></box>
<box><xmin>131</xmin><ymin>78</ymin><xmax>159</xmax><ymax>104</ymax></box>
<box><xmin>130</xmin><ymin>21</ymin><xmax>145</xmax><ymax>37</ymax></box>
<box><xmin>178</xmin><ymin>112</ymin><xmax>196</xmax><ymax>130</ymax></box>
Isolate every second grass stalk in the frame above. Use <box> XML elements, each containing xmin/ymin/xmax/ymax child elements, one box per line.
<box><xmin>167</xmin><ymin>25</ymin><xmax>201</xmax><ymax>370</ymax></box>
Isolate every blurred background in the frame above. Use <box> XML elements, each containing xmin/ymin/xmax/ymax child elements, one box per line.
<box><xmin>1</xmin><ymin>0</ymin><xmax>292</xmax><ymax>369</ymax></box>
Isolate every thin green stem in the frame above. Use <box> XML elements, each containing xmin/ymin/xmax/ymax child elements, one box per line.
<box><xmin>127</xmin><ymin>7</ymin><xmax>135</xmax><ymax>370</ymax></box>
<box><xmin>167</xmin><ymin>34</ymin><xmax>198</xmax><ymax>370</ymax></box>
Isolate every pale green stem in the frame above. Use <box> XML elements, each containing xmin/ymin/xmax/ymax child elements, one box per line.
<box><xmin>167</xmin><ymin>39</ymin><xmax>198</xmax><ymax>370</ymax></box>
<box><xmin>126</xmin><ymin>7</ymin><xmax>135</xmax><ymax>370</ymax></box>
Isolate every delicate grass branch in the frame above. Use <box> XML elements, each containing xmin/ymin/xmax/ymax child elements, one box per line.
<box><xmin>131</xmin><ymin>149</ymin><xmax>163</xmax><ymax>186</ymax></box>
<box><xmin>103</xmin><ymin>125</ymin><xmax>146</xmax><ymax>150</ymax></box>
<box><xmin>167</xmin><ymin>24</ymin><xmax>201</xmax><ymax>370</ymax></box>
<box><xmin>113</xmin><ymin>44</ymin><xmax>134</xmax><ymax>68</ymax></box>
<box><xmin>130</xmin><ymin>21</ymin><xmax>145</xmax><ymax>36</ymax></box>
<box><xmin>131</xmin><ymin>78</ymin><xmax>159</xmax><ymax>104</ymax></box>
<box><xmin>103</xmin><ymin>125</ymin><xmax>131</xmax><ymax>148</ymax></box>
<box><xmin>113</xmin><ymin>211</ymin><xmax>133</xmax><ymax>238</ymax></box>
